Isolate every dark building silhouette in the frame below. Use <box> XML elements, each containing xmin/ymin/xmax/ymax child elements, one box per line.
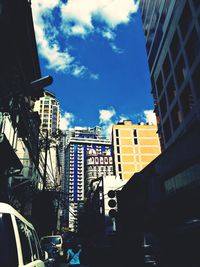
<box><xmin>140</xmin><ymin>0</ymin><xmax>200</xmax><ymax>150</ymax></box>
<box><xmin>117</xmin><ymin>2</ymin><xmax>200</xmax><ymax>267</ymax></box>
<box><xmin>0</xmin><ymin>0</ymin><xmax>53</xmax><ymax>222</ymax></box>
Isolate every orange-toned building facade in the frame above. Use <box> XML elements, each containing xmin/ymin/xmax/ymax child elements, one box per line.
<box><xmin>112</xmin><ymin>120</ymin><xmax>161</xmax><ymax>180</ymax></box>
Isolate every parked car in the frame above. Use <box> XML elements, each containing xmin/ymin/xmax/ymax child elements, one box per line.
<box><xmin>41</xmin><ymin>241</ymin><xmax>60</xmax><ymax>267</ymax></box>
<box><xmin>0</xmin><ymin>202</ymin><xmax>48</xmax><ymax>267</ymax></box>
<box><xmin>40</xmin><ymin>235</ymin><xmax>63</xmax><ymax>256</ymax></box>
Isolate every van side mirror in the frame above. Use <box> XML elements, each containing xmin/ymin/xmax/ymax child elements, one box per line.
<box><xmin>44</xmin><ymin>251</ymin><xmax>48</xmax><ymax>260</ymax></box>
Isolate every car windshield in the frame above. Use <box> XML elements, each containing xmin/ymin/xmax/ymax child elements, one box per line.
<box><xmin>41</xmin><ymin>236</ymin><xmax>61</xmax><ymax>245</ymax></box>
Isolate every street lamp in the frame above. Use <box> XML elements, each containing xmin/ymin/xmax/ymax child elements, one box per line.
<box><xmin>30</xmin><ymin>75</ymin><xmax>53</xmax><ymax>89</ymax></box>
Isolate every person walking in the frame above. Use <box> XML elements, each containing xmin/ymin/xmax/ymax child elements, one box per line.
<box><xmin>66</xmin><ymin>243</ymin><xmax>82</xmax><ymax>266</ymax></box>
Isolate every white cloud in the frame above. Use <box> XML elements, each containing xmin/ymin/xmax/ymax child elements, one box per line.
<box><xmin>99</xmin><ymin>107</ymin><xmax>116</xmax><ymax>139</ymax></box>
<box><xmin>102</xmin><ymin>29</ymin><xmax>116</xmax><ymax>40</ymax></box>
<box><xmin>71</xmin><ymin>65</ymin><xmax>99</xmax><ymax>80</ymax></box>
<box><xmin>32</xmin><ymin>0</ymin><xmax>74</xmax><ymax>72</ymax></box>
<box><xmin>99</xmin><ymin>107</ymin><xmax>116</xmax><ymax>123</ymax></box>
<box><xmin>103</xmin><ymin>124</ymin><xmax>113</xmax><ymax>138</ymax></box>
<box><xmin>90</xmin><ymin>73</ymin><xmax>99</xmax><ymax>80</ymax></box>
<box><xmin>119</xmin><ymin>115</ymin><xmax>130</xmax><ymax>122</ymax></box>
<box><xmin>71</xmin><ymin>25</ymin><xmax>88</xmax><ymax>36</ymax></box>
<box><xmin>32</xmin><ymin>0</ymin><xmax>93</xmax><ymax>78</ymax></box>
<box><xmin>98</xmin><ymin>108</ymin><xmax>158</xmax><ymax>139</ymax></box>
<box><xmin>72</xmin><ymin>65</ymin><xmax>88</xmax><ymax>78</ymax></box>
<box><xmin>61</xmin><ymin>0</ymin><xmax>139</xmax><ymax>34</ymax></box>
<box><xmin>32</xmin><ymin>0</ymin><xmax>139</xmax><ymax>76</ymax></box>
<box><xmin>60</xmin><ymin>112</ymin><xmax>75</xmax><ymax>130</ymax></box>
<box><xmin>110</xmin><ymin>43</ymin><xmax>124</xmax><ymax>54</ymax></box>
<box><xmin>144</xmin><ymin>110</ymin><xmax>157</xmax><ymax>125</ymax></box>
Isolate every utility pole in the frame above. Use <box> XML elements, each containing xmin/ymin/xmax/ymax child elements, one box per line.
<box><xmin>43</xmin><ymin>129</ymin><xmax>48</xmax><ymax>191</ymax></box>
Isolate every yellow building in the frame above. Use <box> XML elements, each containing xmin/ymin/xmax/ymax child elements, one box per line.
<box><xmin>112</xmin><ymin>120</ymin><xmax>161</xmax><ymax>180</ymax></box>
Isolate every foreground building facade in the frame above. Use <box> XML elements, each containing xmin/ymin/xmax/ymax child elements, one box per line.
<box><xmin>0</xmin><ymin>0</ymin><xmax>52</xmax><ymax>222</ymax></box>
<box><xmin>115</xmin><ymin>1</ymin><xmax>200</xmax><ymax>266</ymax></box>
<box><xmin>140</xmin><ymin>0</ymin><xmax>200</xmax><ymax>150</ymax></box>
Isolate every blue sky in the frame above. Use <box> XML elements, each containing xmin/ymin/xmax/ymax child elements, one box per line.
<box><xmin>32</xmin><ymin>0</ymin><xmax>155</xmax><ymax>136</ymax></box>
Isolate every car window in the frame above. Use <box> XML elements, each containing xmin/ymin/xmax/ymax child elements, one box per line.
<box><xmin>16</xmin><ymin>218</ymin><xmax>32</xmax><ymax>264</ymax></box>
<box><xmin>42</xmin><ymin>236</ymin><xmax>61</xmax><ymax>245</ymax></box>
<box><xmin>33</xmin><ymin>230</ymin><xmax>44</xmax><ymax>260</ymax></box>
<box><xmin>27</xmin><ymin>226</ymin><xmax>39</xmax><ymax>261</ymax></box>
<box><xmin>0</xmin><ymin>213</ymin><xmax>18</xmax><ymax>267</ymax></box>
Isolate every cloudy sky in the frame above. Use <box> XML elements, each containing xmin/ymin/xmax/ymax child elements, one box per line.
<box><xmin>32</xmin><ymin>0</ymin><xmax>155</xmax><ymax>136</ymax></box>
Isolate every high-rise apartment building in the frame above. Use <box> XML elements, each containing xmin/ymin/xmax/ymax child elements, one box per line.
<box><xmin>140</xmin><ymin>0</ymin><xmax>200</xmax><ymax>150</ymax></box>
<box><xmin>34</xmin><ymin>90</ymin><xmax>60</xmax><ymax>135</ymax></box>
<box><xmin>64</xmin><ymin>126</ymin><xmax>111</xmax><ymax>232</ymax></box>
<box><xmin>34</xmin><ymin>90</ymin><xmax>61</xmax><ymax>189</ymax></box>
<box><xmin>112</xmin><ymin>120</ymin><xmax>161</xmax><ymax>180</ymax></box>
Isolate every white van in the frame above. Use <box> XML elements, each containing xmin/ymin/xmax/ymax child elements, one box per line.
<box><xmin>0</xmin><ymin>202</ymin><xmax>48</xmax><ymax>267</ymax></box>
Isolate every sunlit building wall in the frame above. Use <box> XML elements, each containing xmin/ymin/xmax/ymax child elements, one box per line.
<box><xmin>34</xmin><ymin>90</ymin><xmax>60</xmax><ymax>135</ymax></box>
<box><xmin>34</xmin><ymin>91</ymin><xmax>61</xmax><ymax>189</ymax></box>
<box><xmin>112</xmin><ymin>120</ymin><xmax>161</xmax><ymax>180</ymax></box>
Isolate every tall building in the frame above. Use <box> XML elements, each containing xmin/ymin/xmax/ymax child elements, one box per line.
<box><xmin>64</xmin><ymin>126</ymin><xmax>111</xmax><ymax>232</ymax></box>
<box><xmin>117</xmin><ymin>3</ymin><xmax>200</xmax><ymax>265</ymax></box>
<box><xmin>140</xmin><ymin>0</ymin><xmax>200</xmax><ymax>150</ymax></box>
<box><xmin>112</xmin><ymin>120</ymin><xmax>161</xmax><ymax>180</ymax></box>
<box><xmin>34</xmin><ymin>90</ymin><xmax>60</xmax><ymax>135</ymax></box>
<box><xmin>34</xmin><ymin>91</ymin><xmax>61</xmax><ymax>189</ymax></box>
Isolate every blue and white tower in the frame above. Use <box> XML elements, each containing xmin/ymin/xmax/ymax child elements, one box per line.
<box><xmin>65</xmin><ymin>126</ymin><xmax>111</xmax><ymax>232</ymax></box>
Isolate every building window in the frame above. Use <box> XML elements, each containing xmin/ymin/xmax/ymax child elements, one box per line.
<box><xmin>116</xmin><ymin>138</ymin><xmax>119</xmax><ymax>145</ymax></box>
<box><xmin>163</xmin><ymin>53</ymin><xmax>171</xmax><ymax>82</ymax></box>
<box><xmin>159</xmin><ymin>94</ymin><xmax>167</xmax><ymax>118</ymax></box>
<box><xmin>117</xmin><ymin>146</ymin><xmax>120</xmax><ymax>153</ymax></box>
<box><xmin>16</xmin><ymin>219</ymin><xmax>32</xmax><ymax>264</ymax></box>
<box><xmin>133</xmin><ymin>129</ymin><xmax>137</xmax><ymax>137</ymax></box>
<box><xmin>118</xmin><ymin>164</ymin><xmax>121</xmax><ymax>172</ymax></box>
<box><xmin>163</xmin><ymin>118</ymin><xmax>172</xmax><ymax>143</ymax></box>
<box><xmin>117</xmin><ymin>155</ymin><xmax>120</xmax><ymax>162</ymax></box>
<box><xmin>170</xmin><ymin>31</ymin><xmax>180</xmax><ymax>61</ymax></box>
<box><xmin>166</xmin><ymin>77</ymin><xmax>176</xmax><ymax>105</ymax></box>
<box><xmin>179</xmin><ymin>2</ymin><xmax>192</xmax><ymax>39</ymax></box>
<box><xmin>185</xmin><ymin>27</ymin><xmax>200</xmax><ymax>67</ymax></box>
<box><xmin>171</xmin><ymin>104</ymin><xmax>182</xmax><ymax>131</ymax></box>
<box><xmin>156</xmin><ymin>72</ymin><xmax>164</xmax><ymax>96</ymax></box>
<box><xmin>180</xmin><ymin>84</ymin><xmax>194</xmax><ymax>117</ymax></box>
<box><xmin>116</xmin><ymin>129</ymin><xmax>119</xmax><ymax>137</ymax></box>
<box><xmin>95</xmin><ymin>157</ymin><xmax>99</xmax><ymax>165</ymax></box>
<box><xmin>175</xmin><ymin>55</ymin><xmax>187</xmax><ymax>88</ymax></box>
<box><xmin>134</xmin><ymin>138</ymin><xmax>138</xmax><ymax>145</ymax></box>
